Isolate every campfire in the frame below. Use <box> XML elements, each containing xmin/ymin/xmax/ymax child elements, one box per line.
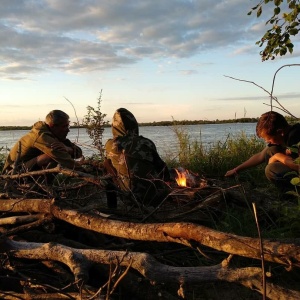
<box><xmin>175</xmin><ymin>169</ymin><xmax>188</xmax><ymax>187</ymax></box>
<box><xmin>174</xmin><ymin>167</ymin><xmax>198</xmax><ymax>188</ymax></box>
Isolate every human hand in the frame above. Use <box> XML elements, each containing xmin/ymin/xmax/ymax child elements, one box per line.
<box><xmin>76</xmin><ymin>156</ymin><xmax>86</xmax><ymax>164</ymax></box>
<box><xmin>225</xmin><ymin>169</ymin><xmax>237</xmax><ymax>177</ymax></box>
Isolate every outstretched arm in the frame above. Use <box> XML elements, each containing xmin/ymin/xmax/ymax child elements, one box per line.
<box><xmin>225</xmin><ymin>147</ymin><xmax>268</xmax><ymax>177</ymax></box>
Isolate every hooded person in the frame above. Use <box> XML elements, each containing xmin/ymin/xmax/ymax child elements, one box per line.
<box><xmin>104</xmin><ymin>108</ymin><xmax>171</xmax><ymax>206</ymax></box>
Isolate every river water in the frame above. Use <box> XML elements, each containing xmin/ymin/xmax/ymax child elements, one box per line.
<box><xmin>0</xmin><ymin>123</ymin><xmax>257</xmax><ymax>158</ymax></box>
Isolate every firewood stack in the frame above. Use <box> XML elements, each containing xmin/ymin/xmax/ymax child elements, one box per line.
<box><xmin>0</xmin><ymin>167</ymin><xmax>300</xmax><ymax>299</ymax></box>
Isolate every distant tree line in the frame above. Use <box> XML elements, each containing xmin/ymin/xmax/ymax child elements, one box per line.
<box><xmin>0</xmin><ymin>126</ymin><xmax>31</xmax><ymax>131</ymax></box>
<box><xmin>138</xmin><ymin>117</ymin><xmax>259</xmax><ymax>127</ymax></box>
<box><xmin>4</xmin><ymin>116</ymin><xmax>300</xmax><ymax>131</ymax></box>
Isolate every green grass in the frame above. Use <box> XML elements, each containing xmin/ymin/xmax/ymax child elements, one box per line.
<box><xmin>163</xmin><ymin>125</ymin><xmax>266</xmax><ymax>184</ymax></box>
<box><xmin>161</xmin><ymin>126</ymin><xmax>300</xmax><ymax>238</ymax></box>
<box><xmin>0</xmin><ymin>148</ymin><xmax>6</xmax><ymax>171</ymax></box>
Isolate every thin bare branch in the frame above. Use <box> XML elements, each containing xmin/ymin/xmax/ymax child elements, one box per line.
<box><xmin>224</xmin><ymin>69</ymin><xmax>299</xmax><ymax>118</ymax></box>
<box><xmin>64</xmin><ymin>96</ymin><xmax>80</xmax><ymax>143</ymax></box>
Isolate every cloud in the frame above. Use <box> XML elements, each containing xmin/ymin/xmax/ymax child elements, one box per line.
<box><xmin>232</xmin><ymin>45</ymin><xmax>256</xmax><ymax>56</ymax></box>
<box><xmin>0</xmin><ymin>0</ymin><xmax>279</xmax><ymax>79</ymax></box>
<box><xmin>180</xmin><ymin>70</ymin><xmax>198</xmax><ymax>75</ymax></box>
<box><xmin>278</xmin><ymin>92</ymin><xmax>300</xmax><ymax>99</ymax></box>
<box><xmin>217</xmin><ymin>92</ymin><xmax>300</xmax><ymax>101</ymax></box>
<box><xmin>0</xmin><ymin>63</ymin><xmax>43</xmax><ymax>74</ymax></box>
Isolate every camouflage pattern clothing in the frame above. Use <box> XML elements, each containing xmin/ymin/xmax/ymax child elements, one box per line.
<box><xmin>2</xmin><ymin>121</ymin><xmax>82</xmax><ymax>173</ymax></box>
<box><xmin>105</xmin><ymin>108</ymin><xmax>171</xmax><ymax>206</ymax></box>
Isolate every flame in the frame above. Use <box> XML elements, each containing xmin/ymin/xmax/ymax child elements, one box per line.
<box><xmin>175</xmin><ymin>169</ymin><xmax>187</xmax><ymax>187</ymax></box>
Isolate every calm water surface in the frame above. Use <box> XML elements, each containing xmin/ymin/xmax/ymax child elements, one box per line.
<box><xmin>0</xmin><ymin>123</ymin><xmax>257</xmax><ymax>158</ymax></box>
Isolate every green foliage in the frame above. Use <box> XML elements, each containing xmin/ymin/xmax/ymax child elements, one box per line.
<box><xmin>286</xmin><ymin>146</ymin><xmax>300</xmax><ymax>203</ymax></box>
<box><xmin>164</xmin><ymin>125</ymin><xmax>266</xmax><ymax>183</ymax></box>
<box><xmin>268</xmin><ymin>199</ymin><xmax>300</xmax><ymax>237</ymax></box>
<box><xmin>81</xmin><ymin>91</ymin><xmax>109</xmax><ymax>160</ymax></box>
<box><xmin>249</xmin><ymin>0</ymin><xmax>300</xmax><ymax>61</ymax></box>
<box><xmin>0</xmin><ymin>148</ymin><xmax>6</xmax><ymax>171</ymax></box>
<box><xmin>215</xmin><ymin>206</ymin><xmax>258</xmax><ymax>237</ymax></box>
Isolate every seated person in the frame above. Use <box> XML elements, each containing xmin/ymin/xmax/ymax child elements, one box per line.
<box><xmin>225</xmin><ymin>111</ymin><xmax>300</xmax><ymax>197</ymax></box>
<box><xmin>104</xmin><ymin>108</ymin><xmax>171</xmax><ymax>206</ymax></box>
<box><xmin>2</xmin><ymin>110</ymin><xmax>83</xmax><ymax>175</ymax></box>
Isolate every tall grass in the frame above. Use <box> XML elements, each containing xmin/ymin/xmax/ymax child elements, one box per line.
<box><xmin>0</xmin><ymin>147</ymin><xmax>5</xmax><ymax>171</ymax></box>
<box><xmin>163</xmin><ymin>125</ymin><xmax>266</xmax><ymax>185</ymax></box>
<box><xmin>163</xmin><ymin>125</ymin><xmax>300</xmax><ymax>238</ymax></box>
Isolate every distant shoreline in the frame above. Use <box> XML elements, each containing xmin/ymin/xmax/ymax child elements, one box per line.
<box><xmin>0</xmin><ymin>118</ymin><xmax>259</xmax><ymax>131</ymax></box>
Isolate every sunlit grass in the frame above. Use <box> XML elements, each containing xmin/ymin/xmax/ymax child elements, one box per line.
<box><xmin>163</xmin><ymin>125</ymin><xmax>266</xmax><ymax>184</ymax></box>
<box><xmin>162</xmin><ymin>125</ymin><xmax>300</xmax><ymax>238</ymax></box>
<box><xmin>0</xmin><ymin>147</ymin><xmax>5</xmax><ymax>171</ymax></box>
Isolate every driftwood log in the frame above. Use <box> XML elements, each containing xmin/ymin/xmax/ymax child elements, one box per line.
<box><xmin>0</xmin><ymin>167</ymin><xmax>300</xmax><ymax>299</ymax></box>
<box><xmin>2</xmin><ymin>239</ymin><xmax>300</xmax><ymax>300</ymax></box>
<box><xmin>1</xmin><ymin>198</ymin><xmax>299</xmax><ymax>267</ymax></box>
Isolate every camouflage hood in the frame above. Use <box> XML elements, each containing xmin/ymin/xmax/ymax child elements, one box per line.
<box><xmin>111</xmin><ymin>108</ymin><xmax>139</xmax><ymax>137</ymax></box>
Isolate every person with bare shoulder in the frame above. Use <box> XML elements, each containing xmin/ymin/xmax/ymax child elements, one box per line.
<box><xmin>225</xmin><ymin>111</ymin><xmax>300</xmax><ymax>197</ymax></box>
<box><xmin>2</xmin><ymin>110</ymin><xmax>83</xmax><ymax>174</ymax></box>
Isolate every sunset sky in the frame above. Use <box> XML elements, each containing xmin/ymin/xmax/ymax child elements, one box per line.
<box><xmin>1</xmin><ymin>0</ymin><xmax>299</xmax><ymax>126</ymax></box>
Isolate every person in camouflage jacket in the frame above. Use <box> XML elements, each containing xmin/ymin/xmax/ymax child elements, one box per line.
<box><xmin>104</xmin><ymin>108</ymin><xmax>171</xmax><ymax>206</ymax></box>
<box><xmin>2</xmin><ymin>110</ymin><xmax>83</xmax><ymax>174</ymax></box>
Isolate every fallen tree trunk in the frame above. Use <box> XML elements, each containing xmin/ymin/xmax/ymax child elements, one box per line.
<box><xmin>0</xmin><ymin>214</ymin><xmax>45</xmax><ymax>225</ymax></box>
<box><xmin>0</xmin><ymin>198</ymin><xmax>51</xmax><ymax>213</ymax></box>
<box><xmin>1</xmin><ymin>198</ymin><xmax>300</xmax><ymax>268</ymax></box>
<box><xmin>51</xmin><ymin>200</ymin><xmax>300</xmax><ymax>267</ymax></box>
<box><xmin>2</xmin><ymin>238</ymin><xmax>300</xmax><ymax>300</ymax></box>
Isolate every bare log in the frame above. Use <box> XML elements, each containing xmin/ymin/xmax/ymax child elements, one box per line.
<box><xmin>0</xmin><ymin>198</ymin><xmax>51</xmax><ymax>213</ymax></box>
<box><xmin>2</xmin><ymin>238</ymin><xmax>300</xmax><ymax>300</ymax></box>
<box><xmin>0</xmin><ymin>214</ymin><xmax>45</xmax><ymax>226</ymax></box>
<box><xmin>1</xmin><ymin>198</ymin><xmax>300</xmax><ymax>267</ymax></box>
<box><xmin>3</xmin><ymin>215</ymin><xmax>53</xmax><ymax>237</ymax></box>
<box><xmin>50</xmin><ymin>202</ymin><xmax>300</xmax><ymax>267</ymax></box>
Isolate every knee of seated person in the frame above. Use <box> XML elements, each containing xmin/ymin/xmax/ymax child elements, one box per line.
<box><xmin>265</xmin><ymin>162</ymin><xmax>294</xmax><ymax>186</ymax></box>
<box><xmin>265</xmin><ymin>163</ymin><xmax>277</xmax><ymax>182</ymax></box>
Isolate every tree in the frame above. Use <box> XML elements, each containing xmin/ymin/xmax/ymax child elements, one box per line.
<box><xmin>248</xmin><ymin>0</ymin><xmax>300</xmax><ymax>61</ymax></box>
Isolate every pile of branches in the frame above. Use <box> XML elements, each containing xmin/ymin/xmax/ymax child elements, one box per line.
<box><xmin>0</xmin><ymin>166</ymin><xmax>300</xmax><ymax>299</ymax></box>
